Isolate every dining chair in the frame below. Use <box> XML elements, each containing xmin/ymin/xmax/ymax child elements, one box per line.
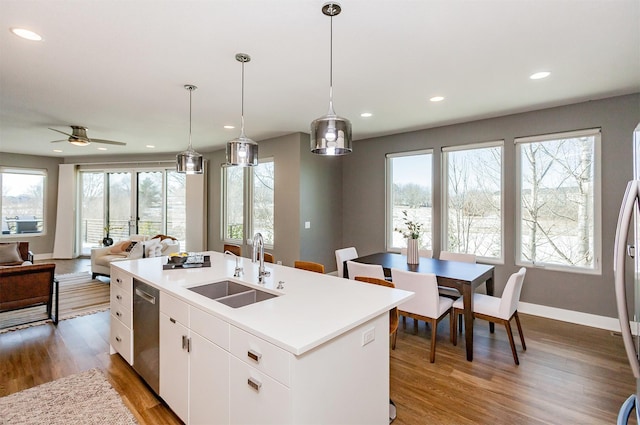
<box><xmin>391</xmin><ymin>268</ymin><xmax>454</xmax><ymax>363</ymax></box>
<box><xmin>346</xmin><ymin>261</ymin><xmax>386</xmax><ymax>281</ymax></box>
<box><xmin>259</xmin><ymin>252</ymin><xmax>274</xmax><ymax>263</ymax></box>
<box><xmin>438</xmin><ymin>251</ymin><xmax>476</xmax><ymax>299</ymax></box>
<box><xmin>335</xmin><ymin>247</ymin><xmax>358</xmax><ymax>278</ymax></box>
<box><xmin>452</xmin><ymin>267</ymin><xmax>527</xmax><ymax>365</ymax></box>
<box><xmin>294</xmin><ymin>260</ymin><xmax>325</xmax><ymax>274</ymax></box>
<box><xmin>400</xmin><ymin>248</ymin><xmax>433</xmax><ymax>258</ymax></box>
<box><xmin>223</xmin><ymin>243</ymin><xmax>242</xmax><ymax>257</ymax></box>
<box><xmin>354</xmin><ymin>276</ymin><xmax>398</xmax><ymax>349</ymax></box>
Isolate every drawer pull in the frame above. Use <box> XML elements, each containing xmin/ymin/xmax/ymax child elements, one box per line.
<box><xmin>247</xmin><ymin>349</ymin><xmax>262</xmax><ymax>363</ymax></box>
<box><xmin>247</xmin><ymin>377</ymin><xmax>262</xmax><ymax>392</ymax></box>
<box><xmin>170</xmin><ymin>317</ymin><xmax>176</xmax><ymax>323</ymax></box>
<box><xmin>116</xmin><ymin>278</ymin><xmax>122</xmax><ymax>284</ymax></box>
<box><xmin>115</xmin><ymin>311</ymin><xmax>122</xmax><ymax>318</ymax></box>
<box><xmin>116</xmin><ymin>295</ymin><xmax>122</xmax><ymax>301</ymax></box>
<box><xmin>115</xmin><ymin>336</ymin><xmax>122</xmax><ymax>342</ymax></box>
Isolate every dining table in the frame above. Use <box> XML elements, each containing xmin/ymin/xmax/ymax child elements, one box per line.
<box><xmin>345</xmin><ymin>252</ymin><xmax>495</xmax><ymax>361</ymax></box>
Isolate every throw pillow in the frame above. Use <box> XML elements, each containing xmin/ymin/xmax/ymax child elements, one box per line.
<box><xmin>0</xmin><ymin>243</ymin><xmax>22</xmax><ymax>263</ymax></box>
<box><xmin>145</xmin><ymin>238</ymin><xmax>162</xmax><ymax>258</ymax></box>
<box><xmin>127</xmin><ymin>242</ymin><xmax>144</xmax><ymax>260</ymax></box>
<box><xmin>109</xmin><ymin>240</ymin><xmax>129</xmax><ymax>254</ymax></box>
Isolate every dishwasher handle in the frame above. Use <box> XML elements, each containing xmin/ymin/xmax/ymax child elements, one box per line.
<box><xmin>135</xmin><ymin>287</ymin><xmax>156</xmax><ymax>304</ymax></box>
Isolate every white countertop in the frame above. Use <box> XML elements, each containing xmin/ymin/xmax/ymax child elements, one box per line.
<box><xmin>112</xmin><ymin>252</ymin><xmax>413</xmax><ymax>356</ymax></box>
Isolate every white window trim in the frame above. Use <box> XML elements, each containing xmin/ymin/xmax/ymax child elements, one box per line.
<box><xmin>441</xmin><ymin>140</ymin><xmax>504</xmax><ymax>264</ymax></box>
<box><xmin>385</xmin><ymin>149</ymin><xmax>433</xmax><ymax>252</ymax></box>
<box><xmin>514</xmin><ymin>128</ymin><xmax>602</xmax><ymax>275</ymax></box>
<box><xmin>0</xmin><ymin>167</ymin><xmax>47</xmax><ymax>239</ymax></box>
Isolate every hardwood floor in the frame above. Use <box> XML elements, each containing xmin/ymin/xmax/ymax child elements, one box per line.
<box><xmin>1</xmin><ymin>261</ymin><xmax>637</xmax><ymax>424</ymax></box>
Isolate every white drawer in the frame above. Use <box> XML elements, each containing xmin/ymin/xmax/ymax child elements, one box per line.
<box><xmin>110</xmin><ymin>314</ymin><xmax>133</xmax><ymax>365</ymax></box>
<box><xmin>111</xmin><ymin>300</ymin><xmax>132</xmax><ymax>328</ymax></box>
<box><xmin>190</xmin><ymin>306</ymin><xmax>230</xmax><ymax>350</ymax></box>
<box><xmin>230</xmin><ymin>325</ymin><xmax>291</xmax><ymax>387</ymax></box>
<box><xmin>111</xmin><ymin>270</ymin><xmax>132</xmax><ymax>293</ymax></box>
<box><xmin>160</xmin><ymin>292</ymin><xmax>189</xmax><ymax>325</ymax></box>
<box><xmin>229</xmin><ymin>356</ymin><xmax>291</xmax><ymax>425</ymax></box>
<box><xmin>110</xmin><ymin>284</ymin><xmax>132</xmax><ymax>311</ymax></box>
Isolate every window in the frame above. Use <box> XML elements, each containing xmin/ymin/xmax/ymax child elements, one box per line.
<box><xmin>442</xmin><ymin>142</ymin><xmax>503</xmax><ymax>261</ymax></box>
<box><xmin>1</xmin><ymin>168</ymin><xmax>46</xmax><ymax>235</ymax></box>
<box><xmin>222</xmin><ymin>158</ymin><xmax>275</xmax><ymax>246</ymax></box>
<box><xmin>386</xmin><ymin>150</ymin><xmax>433</xmax><ymax>250</ymax></box>
<box><xmin>516</xmin><ymin>129</ymin><xmax>601</xmax><ymax>273</ymax></box>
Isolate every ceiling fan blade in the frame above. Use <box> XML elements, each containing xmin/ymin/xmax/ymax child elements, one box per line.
<box><xmin>50</xmin><ymin>139</ymin><xmax>67</xmax><ymax>143</ymax></box>
<box><xmin>91</xmin><ymin>138</ymin><xmax>127</xmax><ymax>146</ymax></box>
<box><xmin>49</xmin><ymin>127</ymin><xmax>74</xmax><ymax>138</ymax></box>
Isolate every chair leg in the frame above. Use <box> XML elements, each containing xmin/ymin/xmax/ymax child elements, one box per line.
<box><xmin>402</xmin><ymin>316</ymin><xmax>406</xmax><ymax>330</ymax></box>
<box><xmin>449</xmin><ymin>309</ymin><xmax>454</xmax><ymax>345</ymax></box>
<box><xmin>414</xmin><ymin>318</ymin><xmax>418</xmax><ymax>334</ymax></box>
<box><xmin>452</xmin><ymin>309</ymin><xmax>458</xmax><ymax>346</ymax></box>
<box><xmin>429</xmin><ymin>318</ymin><xmax>437</xmax><ymax>363</ymax></box>
<box><xmin>504</xmin><ymin>320</ymin><xmax>519</xmax><ymax>365</ymax></box>
<box><xmin>514</xmin><ymin>311</ymin><xmax>526</xmax><ymax>351</ymax></box>
<box><xmin>391</xmin><ymin>331</ymin><xmax>397</xmax><ymax>350</ymax></box>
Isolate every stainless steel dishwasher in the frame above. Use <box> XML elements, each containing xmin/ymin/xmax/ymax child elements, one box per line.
<box><xmin>133</xmin><ymin>279</ymin><xmax>159</xmax><ymax>394</ymax></box>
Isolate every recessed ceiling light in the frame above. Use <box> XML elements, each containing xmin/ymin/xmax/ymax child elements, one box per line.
<box><xmin>10</xmin><ymin>28</ymin><xmax>42</xmax><ymax>41</ymax></box>
<box><xmin>53</xmin><ymin>149</ymin><xmax>62</xmax><ymax>153</ymax></box>
<box><xmin>530</xmin><ymin>71</ymin><xmax>550</xmax><ymax>80</ymax></box>
<box><xmin>146</xmin><ymin>145</ymin><xmax>155</xmax><ymax>148</ymax></box>
<box><xmin>430</xmin><ymin>96</ymin><xmax>445</xmax><ymax>102</ymax></box>
<box><xmin>360</xmin><ymin>112</ymin><xmax>373</xmax><ymax>118</ymax></box>
<box><xmin>97</xmin><ymin>147</ymin><xmax>107</xmax><ymax>151</ymax></box>
<box><xmin>223</xmin><ymin>125</ymin><xmax>235</xmax><ymax>129</ymax></box>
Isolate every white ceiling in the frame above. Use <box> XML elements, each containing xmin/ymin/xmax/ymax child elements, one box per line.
<box><xmin>1</xmin><ymin>0</ymin><xmax>638</xmax><ymax>158</ymax></box>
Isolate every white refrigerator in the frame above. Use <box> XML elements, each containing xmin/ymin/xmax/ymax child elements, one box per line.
<box><xmin>614</xmin><ymin>123</ymin><xmax>640</xmax><ymax>424</ymax></box>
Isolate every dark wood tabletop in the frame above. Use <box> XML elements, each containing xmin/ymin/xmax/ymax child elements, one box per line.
<box><xmin>346</xmin><ymin>252</ymin><xmax>495</xmax><ymax>361</ymax></box>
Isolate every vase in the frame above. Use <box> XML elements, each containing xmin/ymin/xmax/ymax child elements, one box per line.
<box><xmin>406</xmin><ymin>238</ymin><xmax>419</xmax><ymax>264</ymax></box>
<box><xmin>102</xmin><ymin>236</ymin><xmax>113</xmax><ymax>247</ymax></box>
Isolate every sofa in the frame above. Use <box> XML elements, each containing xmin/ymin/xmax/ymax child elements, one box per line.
<box><xmin>91</xmin><ymin>234</ymin><xmax>180</xmax><ymax>278</ymax></box>
<box><xmin>0</xmin><ymin>262</ymin><xmax>58</xmax><ymax>325</ymax></box>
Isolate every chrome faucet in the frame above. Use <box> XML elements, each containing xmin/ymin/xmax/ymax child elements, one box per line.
<box><xmin>252</xmin><ymin>232</ymin><xmax>270</xmax><ymax>283</ymax></box>
<box><xmin>224</xmin><ymin>250</ymin><xmax>243</xmax><ymax>277</ymax></box>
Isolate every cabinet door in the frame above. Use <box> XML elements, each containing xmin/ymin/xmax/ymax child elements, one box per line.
<box><xmin>159</xmin><ymin>312</ymin><xmax>189</xmax><ymax>423</ymax></box>
<box><xmin>190</xmin><ymin>332</ymin><xmax>230</xmax><ymax>425</ymax></box>
<box><xmin>229</xmin><ymin>356</ymin><xmax>291</xmax><ymax>425</ymax></box>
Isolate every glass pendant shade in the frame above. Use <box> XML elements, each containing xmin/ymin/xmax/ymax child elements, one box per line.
<box><xmin>176</xmin><ymin>84</ymin><xmax>203</xmax><ymax>174</ymax></box>
<box><xmin>310</xmin><ymin>112</ymin><xmax>352</xmax><ymax>155</ymax></box>
<box><xmin>226</xmin><ymin>135</ymin><xmax>258</xmax><ymax>166</ymax></box>
<box><xmin>176</xmin><ymin>148</ymin><xmax>203</xmax><ymax>174</ymax></box>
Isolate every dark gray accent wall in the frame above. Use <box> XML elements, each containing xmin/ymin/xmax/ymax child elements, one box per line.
<box><xmin>341</xmin><ymin>93</ymin><xmax>640</xmax><ymax>318</ymax></box>
<box><xmin>0</xmin><ymin>153</ymin><xmax>63</xmax><ymax>255</ymax></box>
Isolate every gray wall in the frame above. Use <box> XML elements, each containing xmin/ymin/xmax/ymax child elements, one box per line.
<box><xmin>342</xmin><ymin>93</ymin><xmax>640</xmax><ymax>318</ymax></box>
<box><xmin>0</xmin><ymin>153</ymin><xmax>62</xmax><ymax>255</ymax></box>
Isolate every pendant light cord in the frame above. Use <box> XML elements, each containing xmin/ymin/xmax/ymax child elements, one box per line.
<box><xmin>328</xmin><ymin>12</ymin><xmax>334</xmax><ymax>114</ymax></box>
<box><xmin>188</xmin><ymin>87</ymin><xmax>193</xmax><ymax>150</ymax></box>
<box><xmin>240</xmin><ymin>59</ymin><xmax>246</xmax><ymax>137</ymax></box>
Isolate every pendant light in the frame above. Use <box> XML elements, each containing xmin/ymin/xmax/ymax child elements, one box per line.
<box><xmin>226</xmin><ymin>53</ymin><xmax>258</xmax><ymax>166</ymax></box>
<box><xmin>176</xmin><ymin>84</ymin><xmax>204</xmax><ymax>174</ymax></box>
<box><xmin>310</xmin><ymin>2</ymin><xmax>352</xmax><ymax>156</ymax></box>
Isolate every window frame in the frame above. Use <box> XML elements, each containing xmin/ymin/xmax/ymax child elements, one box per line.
<box><xmin>441</xmin><ymin>140</ymin><xmax>504</xmax><ymax>264</ymax></box>
<box><xmin>515</xmin><ymin>128</ymin><xmax>602</xmax><ymax>275</ymax></box>
<box><xmin>385</xmin><ymin>149</ymin><xmax>433</xmax><ymax>252</ymax></box>
<box><xmin>0</xmin><ymin>167</ymin><xmax>47</xmax><ymax>238</ymax></box>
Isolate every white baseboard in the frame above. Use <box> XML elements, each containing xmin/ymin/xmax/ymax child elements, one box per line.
<box><xmin>519</xmin><ymin>301</ymin><xmax>624</xmax><ymax>333</ymax></box>
<box><xmin>33</xmin><ymin>252</ymin><xmax>54</xmax><ymax>260</ymax></box>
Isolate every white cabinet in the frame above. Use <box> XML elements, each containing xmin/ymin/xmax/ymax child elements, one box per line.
<box><xmin>159</xmin><ymin>293</ymin><xmax>231</xmax><ymax>425</ymax></box>
<box><xmin>109</xmin><ymin>268</ymin><xmax>133</xmax><ymax>364</ymax></box>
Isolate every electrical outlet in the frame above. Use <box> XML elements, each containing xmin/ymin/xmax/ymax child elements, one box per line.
<box><xmin>305</xmin><ymin>221</ymin><xmax>311</xmax><ymax>229</ymax></box>
<box><xmin>362</xmin><ymin>327</ymin><xmax>375</xmax><ymax>346</ymax></box>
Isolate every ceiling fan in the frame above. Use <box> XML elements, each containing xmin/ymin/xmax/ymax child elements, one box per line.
<box><xmin>49</xmin><ymin>126</ymin><xmax>126</xmax><ymax>147</ymax></box>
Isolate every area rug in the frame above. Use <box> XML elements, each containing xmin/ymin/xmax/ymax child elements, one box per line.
<box><xmin>0</xmin><ymin>271</ymin><xmax>110</xmax><ymax>332</ymax></box>
<box><xmin>0</xmin><ymin>368</ymin><xmax>137</xmax><ymax>424</ymax></box>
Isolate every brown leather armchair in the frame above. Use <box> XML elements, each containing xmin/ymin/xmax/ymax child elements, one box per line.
<box><xmin>0</xmin><ymin>263</ymin><xmax>58</xmax><ymax>325</ymax></box>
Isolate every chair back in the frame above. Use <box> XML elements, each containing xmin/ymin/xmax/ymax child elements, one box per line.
<box><xmin>391</xmin><ymin>268</ymin><xmax>440</xmax><ymax>318</ymax></box>
<box><xmin>439</xmin><ymin>251</ymin><xmax>476</xmax><ymax>263</ymax></box>
<box><xmin>260</xmin><ymin>252</ymin><xmax>274</xmax><ymax>263</ymax></box>
<box><xmin>498</xmin><ymin>267</ymin><xmax>527</xmax><ymax>318</ymax></box>
<box><xmin>294</xmin><ymin>261</ymin><xmax>325</xmax><ymax>274</ymax></box>
<box><xmin>355</xmin><ymin>276</ymin><xmax>398</xmax><ymax>335</ymax></box>
<box><xmin>224</xmin><ymin>244</ymin><xmax>242</xmax><ymax>257</ymax></box>
<box><xmin>335</xmin><ymin>247</ymin><xmax>358</xmax><ymax>278</ymax></box>
<box><xmin>346</xmin><ymin>261</ymin><xmax>385</xmax><ymax>280</ymax></box>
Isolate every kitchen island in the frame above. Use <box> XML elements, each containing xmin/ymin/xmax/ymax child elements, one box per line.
<box><xmin>110</xmin><ymin>252</ymin><xmax>413</xmax><ymax>425</ymax></box>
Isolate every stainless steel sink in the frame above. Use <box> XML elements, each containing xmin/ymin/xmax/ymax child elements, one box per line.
<box><xmin>187</xmin><ymin>280</ymin><xmax>278</xmax><ymax>308</ymax></box>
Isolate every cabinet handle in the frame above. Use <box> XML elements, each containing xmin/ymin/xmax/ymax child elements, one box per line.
<box><xmin>187</xmin><ymin>337</ymin><xmax>191</xmax><ymax>353</ymax></box>
<box><xmin>170</xmin><ymin>317</ymin><xmax>176</xmax><ymax>323</ymax></box>
<box><xmin>247</xmin><ymin>349</ymin><xmax>262</xmax><ymax>363</ymax></box>
<box><xmin>182</xmin><ymin>335</ymin><xmax>188</xmax><ymax>350</ymax></box>
<box><xmin>116</xmin><ymin>278</ymin><xmax>122</xmax><ymax>284</ymax></box>
<box><xmin>115</xmin><ymin>336</ymin><xmax>121</xmax><ymax>342</ymax></box>
<box><xmin>116</xmin><ymin>295</ymin><xmax>122</xmax><ymax>301</ymax></box>
<box><xmin>115</xmin><ymin>311</ymin><xmax>122</xmax><ymax>318</ymax></box>
<box><xmin>247</xmin><ymin>377</ymin><xmax>262</xmax><ymax>392</ymax></box>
